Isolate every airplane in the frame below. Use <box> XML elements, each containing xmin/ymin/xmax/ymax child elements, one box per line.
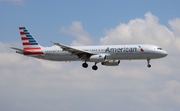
<box><xmin>11</xmin><ymin>27</ymin><xmax>168</xmax><ymax>70</ymax></box>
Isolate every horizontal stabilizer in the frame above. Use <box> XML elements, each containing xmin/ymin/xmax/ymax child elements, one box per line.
<box><xmin>10</xmin><ymin>47</ymin><xmax>31</xmax><ymax>52</ymax></box>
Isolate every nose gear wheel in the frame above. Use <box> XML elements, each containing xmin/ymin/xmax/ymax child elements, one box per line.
<box><xmin>147</xmin><ymin>59</ymin><xmax>151</xmax><ymax>68</ymax></box>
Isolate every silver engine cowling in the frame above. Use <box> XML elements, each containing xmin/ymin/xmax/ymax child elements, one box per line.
<box><xmin>89</xmin><ymin>54</ymin><xmax>106</xmax><ymax>62</ymax></box>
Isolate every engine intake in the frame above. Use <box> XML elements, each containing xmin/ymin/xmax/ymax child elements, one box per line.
<box><xmin>101</xmin><ymin>60</ymin><xmax>120</xmax><ymax>66</ymax></box>
<box><xmin>89</xmin><ymin>54</ymin><xmax>106</xmax><ymax>62</ymax></box>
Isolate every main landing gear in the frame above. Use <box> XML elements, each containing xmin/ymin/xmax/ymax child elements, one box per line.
<box><xmin>82</xmin><ymin>62</ymin><xmax>88</xmax><ymax>68</ymax></box>
<box><xmin>147</xmin><ymin>59</ymin><xmax>151</xmax><ymax>68</ymax></box>
<box><xmin>92</xmin><ymin>63</ymin><xmax>98</xmax><ymax>70</ymax></box>
<box><xmin>82</xmin><ymin>62</ymin><xmax>98</xmax><ymax>70</ymax></box>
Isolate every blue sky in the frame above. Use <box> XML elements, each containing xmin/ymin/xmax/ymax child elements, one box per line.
<box><xmin>1</xmin><ymin>0</ymin><xmax>180</xmax><ymax>111</ymax></box>
<box><xmin>1</xmin><ymin>0</ymin><xmax>179</xmax><ymax>45</ymax></box>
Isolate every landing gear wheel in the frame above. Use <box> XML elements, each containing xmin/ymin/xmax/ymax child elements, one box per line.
<box><xmin>82</xmin><ymin>62</ymin><xmax>88</xmax><ymax>68</ymax></box>
<box><xmin>92</xmin><ymin>65</ymin><xmax>98</xmax><ymax>70</ymax></box>
<box><xmin>147</xmin><ymin>59</ymin><xmax>151</xmax><ymax>68</ymax></box>
<box><xmin>147</xmin><ymin>64</ymin><xmax>151</xmax><ymax>68</ymax></box>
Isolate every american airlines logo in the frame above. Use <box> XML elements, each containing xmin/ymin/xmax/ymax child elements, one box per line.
<box><xmin>139</xmin><ymin>46</ymin><xmax>144</xmax><ymax>52</ymax></box>
<box><xmin>105</xmin><ymin>46</ymin><xmax>144</xmax><ymax>53</ymax></box>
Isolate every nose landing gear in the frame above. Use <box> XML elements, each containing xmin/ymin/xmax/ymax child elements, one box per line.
<box><xmin>147</xmin><ymin>59</ymin><xmax>151</xmax><ymax>68</ymax></box>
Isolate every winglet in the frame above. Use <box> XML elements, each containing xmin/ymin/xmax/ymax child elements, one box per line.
<box><xmin>51</xmin><ymin>41</ymin><xmax>60</xmax><ymax>46</ymax></box>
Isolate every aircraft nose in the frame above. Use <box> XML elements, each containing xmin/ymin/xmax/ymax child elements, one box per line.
<box><xmin>161</xmin><ymin>50</ymin><xmax>168</xmax><ymax>57</ymax></box>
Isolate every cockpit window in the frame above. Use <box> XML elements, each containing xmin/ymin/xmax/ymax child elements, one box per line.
<box><xmin>157</xmin><ymin>48</ymin><xmax>162</xmax><ymax>50</ymax></box>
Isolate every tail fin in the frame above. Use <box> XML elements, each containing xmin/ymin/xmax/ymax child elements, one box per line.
<box><xmin>19</xmin><ymin>27</ymin><xmax>42</xmax><ymax>51</ymax></box>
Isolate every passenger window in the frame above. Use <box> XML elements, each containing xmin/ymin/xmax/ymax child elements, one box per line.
<box><xmin>157</xmin><ymin>48</ymin><xmax>162</xmax><ymax>50</ymax></box>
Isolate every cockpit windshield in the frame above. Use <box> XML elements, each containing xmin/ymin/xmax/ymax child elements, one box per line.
<box><xmin>157</xmin><ymin>47</ymin><xmax>162</xmax><ymax>50</ymax></box>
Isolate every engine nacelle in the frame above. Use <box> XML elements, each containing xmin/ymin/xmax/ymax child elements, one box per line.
<box><xmin>101</xmin><ymin>60</ymin><xmax>120</xmax><ymax>66</ymax></box>
<box><xmin>89</xmin><ymin>54</ymin><xmax>106</xmax><ymax>62</ymax></box>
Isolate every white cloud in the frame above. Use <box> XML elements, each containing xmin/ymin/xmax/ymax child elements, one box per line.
<box><xmin>168</xmin><ymin>18</ymin><xmax>180</xmax><ymax>50</ymax></box>
<box><xmin>100</xmin><ymin>12</ymin><xmax>180</xmax><ymax>54</ymax></box>
<box><xmin>60</xmin><ymin>21</ymin><xmax>93</xmax><ymax>46</ymax></box>
<box><xmin>169</xmin><ymin>18</ymin><xmax>180</xmax><ymax>36</ymax></box>
<box><xmin>163</xmin><ymin>80</ymin><xmax>180</xmax><ymax>103</ymax></box>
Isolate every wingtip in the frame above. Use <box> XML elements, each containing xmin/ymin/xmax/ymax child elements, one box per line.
<box><xmin>51</xmin><ymin>41</ymin><xmax>59</xmax><ymax>45</ymax></box>
<box><xmin>50</xmin><ymin>41</ymin><xmax>55</xmax><ymax>44</ymax></box>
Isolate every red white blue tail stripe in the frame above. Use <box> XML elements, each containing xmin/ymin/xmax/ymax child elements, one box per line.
<box><xmin>19</xmin><ymin>27</ymin><xmax>41</xmax><ymax>51</ymax></box>
<box><xmin>19</xmin><ymin>27</ymin><xmax>43</xmax><ymax>55</ymax></box>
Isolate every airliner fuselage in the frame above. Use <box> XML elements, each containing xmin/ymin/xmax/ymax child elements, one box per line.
<box><xmin>24</xmin><ymin>45</ymin><xmax>166</xmax><ymax>61</ymax></box>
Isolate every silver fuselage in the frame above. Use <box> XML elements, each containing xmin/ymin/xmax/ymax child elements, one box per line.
<box><xmin>20</xmin><ymin>44</ymin><xmax>167</xmax><ymax>62</ymax></box>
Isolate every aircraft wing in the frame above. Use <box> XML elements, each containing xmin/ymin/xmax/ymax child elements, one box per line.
<box><xmin>51</xmin><ymin>42</ymin><xmax>94</xmax><ymax>60</ymax></box>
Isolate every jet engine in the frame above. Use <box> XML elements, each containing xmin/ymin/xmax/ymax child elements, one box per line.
<box><xmin>101</xmin><ymin>60</ymin><xmax>120</xmax><ymax>66</ymax></box>
<box><xmin>89</xmin><ymin>54</ymin><xmax>106</xmax><ymax>62</ymax></box>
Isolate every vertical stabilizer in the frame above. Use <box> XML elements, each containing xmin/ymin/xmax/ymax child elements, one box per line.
<box><xmin>19</xmin><ymin>27</ymin><xmax>42</xmax><ymax>51</ymax></box>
